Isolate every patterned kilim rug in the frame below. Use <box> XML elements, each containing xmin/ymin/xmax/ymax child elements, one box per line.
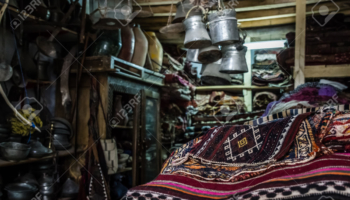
<box><xmin>126</xmin><ymin>109</ymin><xmax>350</xmax><ymax>200</ymax></box>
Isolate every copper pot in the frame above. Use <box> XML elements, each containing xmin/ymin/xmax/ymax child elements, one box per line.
<box><xmin>131</xmin><ymin>24</ymin><xmax>148</xmax><ymax>67</ymax></box>
<box><xmin>118</xmin><ymin>25</ymin><xmax>135</xmax><ymax>62</ymax></box>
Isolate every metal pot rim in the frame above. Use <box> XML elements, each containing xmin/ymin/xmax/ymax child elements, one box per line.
<box><xmin>208</xmin><ymin>9</ymin><xmax>237</xmax><ymax>21</ymax></box>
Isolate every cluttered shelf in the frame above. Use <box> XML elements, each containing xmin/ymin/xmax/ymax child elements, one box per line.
<box><xmin>196</xmin><ymin>85</ymin><xmax>289</xmax><ymax>92</ymax></box>
<box><xmin>0</xmin><ymin>146</ymin><xmax>84</xmax><ymax>168</ymax></box>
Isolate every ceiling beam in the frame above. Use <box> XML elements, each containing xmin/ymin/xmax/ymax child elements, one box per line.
<box><xmin>134</xmin><ymin>0</ymin><xmax>331</xmax><ymax>12</ymax></box>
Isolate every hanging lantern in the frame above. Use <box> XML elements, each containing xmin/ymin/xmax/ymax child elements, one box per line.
<box><xmin>201</xmin><ymin>59</ymin><xmax>231</xmax><ymax>85</ymax></box>
<box><xmin>90</xmin><ymin>0</ymin><xmax>137</xmax><ymax>29</ymax></box>
<box><xmin>183</xmin><ymin>6</ymin><xmax>211</xmax><ymax>49</ymax></box>
<box><xmin>220</xmin><ymin>45</ymin><xmax>248</xmax><ymax>74</ymax></box>
<box><xmin>207</xmin><ymin>0</ymin><xmax>239</xmax><ymax>45</ymax></box>
<box><xmin>173</xmin><ymin>0</ymin><xmax>202</xmax><ymax>23</ymax></box>
<box><xmin>186</xmin><ymin>49</ymin><xmax>200</xmax><ymax>63</ymax></box>
<box><xmin>198</xmin><ymin>45</ymin><xmax>221</xmax><ymax>64</ymax></box>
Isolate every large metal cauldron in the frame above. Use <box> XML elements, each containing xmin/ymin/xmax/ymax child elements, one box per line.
<box><xmin>220</xmin><ymin>45</ymin><xmax>248</xmax><ymax>74</ymax></box>
<box><xmin>172</xmin><ymin>0</ymin><xmax>202</xmax><ymax>23</ymax></box>
<box><xmin>198</xmin><ymin>45</ymin><xmax>221</xmax><ymax>64</ymax></box>
<box><xmin>183</xmin><ymin>15</ymin><xmax>211</xmax><ymax>49</ymax></box>
<box><xmin>208</xmin><ymin>9</ymin><xmax>239</xmax><ymax>45</ymax></box>
<box><xmin>201</xmin><ymin>59</ymin><xmax>231</xmax><ymax>85</ymax></box>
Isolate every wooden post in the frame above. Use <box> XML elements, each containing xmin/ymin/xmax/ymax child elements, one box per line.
<box><xmin>294</xmin><ymin>0</ymin><xmax>306</xmax><ymax>89</ymax></box>
<box><xmin>244</xmin><ymin>37</ymin><xmax>253</xmax><ymax>112</ymax></box>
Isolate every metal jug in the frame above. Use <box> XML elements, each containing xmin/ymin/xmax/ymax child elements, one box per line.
<box><xmin>208</xmin><ymin>9</ymin><xmax>239</xmax><ymax>45</ymax></box>
<box><xmin>201</xmin><ymin>59</ymin><xmax>231</xmax><ymax>85</ymax></box>
<box><xmin>198</xmin><ymin>45</ymin><xmax>221</xmax><ymax>64</ymax></box>
<box><xmin>173</xmin><ymin>0</ymin><xmax>202</xmax><ymax>23</ymax></box>
<box><xmin>220</xmin><ymin>45</ymin><xmax>248</xmax><ymax>74</ymax></box>
<box><xmin>183</xmin><ymin>15</ymin><xmax>212</xmax><ymax>49</ymax></box>
<box><xmin>186</xmin><ymin>49</ymin><xmax>200</xmax><ymax>63</ymax></box>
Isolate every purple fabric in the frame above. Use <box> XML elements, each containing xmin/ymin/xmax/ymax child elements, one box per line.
<box><xmin>262</xmin><ymin>101</ymin><xmax>278</xmax><ymax>117</ymax></box>
<box><xmin>318</xmin><ymin>86</ymin><xmax>337</xmax><ymax>97</ymax></box>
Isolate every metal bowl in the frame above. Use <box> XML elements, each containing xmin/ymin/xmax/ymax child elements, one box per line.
<box><xmin>5</xmin><ymin>183</ymin><xmax>38</xmax><ymax>200</ymax></box>
<box><xmin>0</xmin><ymin>142</ymin><xmax>31</xmax><ymax>162</ymax></box>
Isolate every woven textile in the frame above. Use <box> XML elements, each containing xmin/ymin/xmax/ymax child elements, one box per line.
<box><xmin>126</xmin><ymin>154</ymin><xmax>350</xmax><ymax>200</ymax></box>
<box><xmin>126</xmin><ymin>109</ymin><xmax>350</xmax><ymax>200</ymax></box>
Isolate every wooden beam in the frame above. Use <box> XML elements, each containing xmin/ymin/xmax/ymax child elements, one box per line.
<box><xmin>142</xmin><ymin>16</ymin><xmax>297</xmax><ymax>33</ymax></box>
<box><xmin>134</xmin><ymin>0</ymin><xmax>330</xmax><ymax>10</ymax></box>
<box><xmin>293</xmin><ymin>0</ymin><xmax>306</xmax><ymax>89</ymax></box>
<box><xmin>304</xmin><ymin>64</ymin><xmax>350</xmax><ymax>78</ymax></box>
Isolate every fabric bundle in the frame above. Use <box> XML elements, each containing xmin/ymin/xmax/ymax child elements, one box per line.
<box><xmin>126</xmin><ymin>106</ymin><xmax>350</xmax><ymax>200</ymax></box>
<box><xmin>253</xmin><ymin>91</ymin><xmax>278</xmax><ymax>110</ymax></box>
<box><xmin>278</xmin><ymin>14</ymin><xmax>350</xmax><ymax>71</ymax></box>
<box><xmin>263</xmin><ymin>80</ymin><xmax>350</xmax><ymax>117</ymax></box>
<box><xmin>252</xmin><ymin>50</ymin><xmax>289</xmax><ymax>87</ymax></box>
<box><xmin>194</xmin><ymin>91</ymin><xmax>247</xmax><ymax>116</ymax></box>
<box><xmin>161</xmin><ymin>72</ymin><xmax>197</xmax><ymax>145</ymax></box>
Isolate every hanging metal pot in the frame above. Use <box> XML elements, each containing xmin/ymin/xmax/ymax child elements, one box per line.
<box><xmin>201</xmin><ymin>59</ymin><xmax>231</xmax><ymax>85</ymax></box>
<box><xmin>186</xmin><ymin>49</ymin><xmax>200</xmax><ymax>63</ymax></box>
<box><xmin>220</xmin><ymin>45</ymin><xmax>248</xmax><ymax>74</ymax></box>
<box><xmin>173</xmin><ymin>0</ymin><xmax>202</xmax><ymax>23</ymax></box>
<box><xmin>183</xmin><ymin>6</ymin><xmax>211</xmax><ymax>49</ymax></box>
<box><xmin>198</xmin><ymin>45</ymin><xmax>221</xmax><ymax>64</ymax></box>
<box><xmin>208</xmin><ymin>9</ymin><xmax>239</xmax><ymax>45</ymax></box>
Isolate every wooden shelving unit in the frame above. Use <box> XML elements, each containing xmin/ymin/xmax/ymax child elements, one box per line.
<box><xmin>0</xmin><ymin>146</ymin><xmax>84</xmax><ymax>168</ymax></box>
<box><xmin>293</xmin><ymin>0</ymin><xmax>350</xmax><ymax>87</ymax></box>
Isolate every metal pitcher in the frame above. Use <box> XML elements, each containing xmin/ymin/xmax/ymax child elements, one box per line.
<box><xmin>208</xmin><ymin>9</ymin><xmax>239</xmax><ymax>45</ymax></box>
<box><xmin>173</xmin><ymin>0</ymin><xmax>202</xmax><ymax>23</ymax></box>
<box><xmin>183</xmin><ymin>14</ymin><xmax>212</xmax><ymax>49</ymax></box>
<box><xmin>201</xmin><ymin>59</ymin><xmax>231</xmax><ymax>85</ymax></box>
<box><xmin>186</xmin><ymin>49</ymin><xmax>200</xmax><ymax>63</ymax></box>
<box><xmin>220</xmin><ymin>45</ymin><xmax>248</xmax><ymax>74</ymax></box>
<box><xmin>198</xmin><ymin>45</ymin><xmax>221</xmax><ymax>64</ymax></box>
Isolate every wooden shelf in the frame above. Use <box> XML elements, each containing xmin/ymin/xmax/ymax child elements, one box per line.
<box><xmin>111</xmin><ymin>125</ymin><xmax>133</xmax><ymax>129</ymax></box>
<box><xmin>303</xmin><ymin>64</ymin><xmax>350</xmax><ymax>78</ymax></box>
<box><xmin>196</xmin><ymin>85</ymin><xmax>288</xmax><ymax>92</ymax></box>
<box><xmin>0</xmin><ymin>146</ymin><xmax>84</xmax><ymax>168</ymax></box>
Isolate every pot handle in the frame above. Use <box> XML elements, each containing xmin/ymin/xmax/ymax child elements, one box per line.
<box><xmin>185</xmin><ymin>5</ymin><xmax>207</xmax><ymax>21</ymax></box>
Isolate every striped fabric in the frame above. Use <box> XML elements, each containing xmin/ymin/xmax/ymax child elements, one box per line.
<box><xmin>244</xmin><ymin>104</ymin><xmax>350</xmax><ymax>126</ymax></box>
<box><xmin>126</xmin><ymin>154</ymin><xmax>350</xmax><ymax>200</ymax></box>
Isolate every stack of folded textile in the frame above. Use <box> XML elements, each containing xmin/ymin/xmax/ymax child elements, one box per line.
<box><xmin>252</xmin><ymin>49</ymin><xmax>290</xmax><ymax>87</ymax></box>
<box><xmin>230</xmin><ymin>74</ymin><xmax>244</xmax><ymax>85</ymax></box>
<box><xmin>195</xmin><ymin>91</ymin><xmax>246</xmax><ymax>116</ymax></box>
<box><xmin>262</xmin><ymin>79</ymin><xmax>350</xmax><ymax>117</ymax></box>
<box><xmin>253</xmin><ymin>91</ymin><xmax>278</xmax><ymax>111</ymax></box>
<box><xmin>160</xmin><ymin>73</ymin><xmax>197</xmax><ymax>145</ymax></box>
<box><xmin>278</xmin><ymin>13</ymin><xmax>350</xmax><ymax>71</ymax></box>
